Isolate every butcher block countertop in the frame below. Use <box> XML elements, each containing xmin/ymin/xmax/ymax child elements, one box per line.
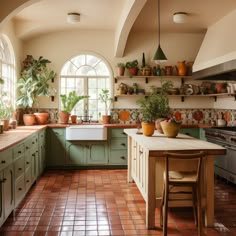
<box><xmin>124</xmin><ymin>128</ymin><xmax>226</xmax><ymax>156</ymax></box>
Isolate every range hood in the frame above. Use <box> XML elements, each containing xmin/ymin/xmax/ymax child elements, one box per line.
<box><xmin>193</xmin><ymin>59</ymin><xmax>236</xmax><ymax>80</ymax></box>
<box><xmin>193</xmin><ymin>9</ymin><xmax>236</xmax><ymax>80</ymax></box>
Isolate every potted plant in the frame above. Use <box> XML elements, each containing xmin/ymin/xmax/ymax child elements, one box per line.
<box><xmin>125</xmin><ymin>60</ymin><xmax>139</xmax><ymax>77</ymax></box>
<box><xmin>117</xmin><ymin>63</ymin><xmax>125</xmax><ymax>76</ymax></box>
<box><xmin>98</xmin><ymin>89</ymin><xmax>113</xmax><ymax>124</ymax></box>
<box><xmin>59</xmin><ymin>91</ymin><xmax>88</xmax><ymax>124</ymax></box>
<box><xmin>16</xmin><ymin>55</ymin><xmax>56</xmax><ymax>125</ymax></box>
<box><xmin>136</xmin><ymin>80</ymin><xmax>173</xmax><ymax>136</ymax></box>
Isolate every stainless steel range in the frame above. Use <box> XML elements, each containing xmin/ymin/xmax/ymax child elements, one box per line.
<box><xmin>205</xmin><ymin>127</ymin><xmax>236</xmax><ymax>184</ymax></box>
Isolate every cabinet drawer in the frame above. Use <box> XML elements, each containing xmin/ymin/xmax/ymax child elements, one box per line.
<box><xmin>109</xmin><ymin>150</ymin><xmax>127</xmax><ymax>165</ymax></box>
<box><xmin>13</xmin><ymin>143</ymin><xmax>24</xmax><ymax>160</ymax></box>
<box><xmin>25</xmin><ymin>135</ymin><xmax>38</xmax><ymax>151</ymax></box>
<box><xmin>14</xmin><ymin>157</ymin><xmax>24</xmax><ymax>180</ymax></box>
<box><xmin>15</xmin><ymin>175</ymin><xmax>25</xmax><ymax>206</ymax></box>
<box><xmin>0</xmin><ymin>148</ymin><xmax>13</xmax><ymax>170</ymax></box>
<box><xmin>110</xmin><ymin>138</ymin><xmax>127</xmax><ymax>150</ymax></box>
<box><xmin>111</xmin><ymin>129</ymin><xmax>127</xmax><ymax>138</ymax></box>
<box><xmin>25</xmin><ymin>153</ymin><xmax>31</xmax><ymax>171</ymax></box>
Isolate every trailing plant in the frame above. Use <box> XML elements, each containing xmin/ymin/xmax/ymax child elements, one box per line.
<box><xmin>60</xmin><ymin>91</ymin><xmax>89</xmax><ymax>113</ymax></box>
<box><xmin>16</xmin><ymin>55</ymin><xmax>56</xmax><ymax>108</ymax></box>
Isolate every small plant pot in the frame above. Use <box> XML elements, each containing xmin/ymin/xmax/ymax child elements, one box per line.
<box><xmin>117</xmin><ymin>67</ymin><xmax>125</xmax><ymax>76</ymax></box>
<box><xmin>23</xmin><ymin>114</ymin><xmax>36</xmax><ymax>126</ymax></box>
<box><xmin>128</xmin><ymin>68</ymin><xmax>138</xmax><ymax>76</ymax></box>
<box><xmin>71</xmin><ymin>115</ymin><xmax>77</xmax><ymax>124</ymax></box>
<box><xmin>58</xmin><ymin>111</ymin><xmax>70</xmax><ymax>124</ymax></box>
<box><xmin>34</xmin><ymin>112</ymin><xmax>49</xmax><ymax>125</ymax></box>
<box><xmin>160</xmin><ymin>120</ymin><xmax>181</xmax><ymax>138</ymax></box>
<box><xmin>102</xmin><ymin>115</ymin><xmax>111</xmax><ymax>124</ymax></box>
<box><xmin>1</xmin><ymin>119</ymin><xmax>10</xmax><ymax>131</ymax></box>
<box><xmin>141</xmin><ymin>122</ymin><xmax>155</xmax><ymax>136</ymax></box>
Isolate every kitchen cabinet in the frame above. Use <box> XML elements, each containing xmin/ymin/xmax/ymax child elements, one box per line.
<box><xmin>180</xmin><ymin>127</ymin><xmax>200</xmax><ymax>139</ymax></box>
<box><xmin>108</xmin><ymin>128</ymin><xmax>128</xmax><ymax>165</ymax></box>
<box><xmin>0</xmin><ymin>148</ymin><xmax>14</xmax><ymax>226</ymax></box>
<box><xmin>66</xmin><ymin>141</ymin><xmax>108</xmax><ymax>166</ymax></box>
<box><xmin>46</xmin><ymin>128</ymin><xmax>66</xmax><ymax>167</ymax></box>
<box><xmin>38</xmin><ymin>129</ymin><xmax>46</xmax><ymax>175</ymax></box>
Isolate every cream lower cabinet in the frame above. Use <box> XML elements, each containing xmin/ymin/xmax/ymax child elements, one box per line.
<box><xmin>130</xmin><ymin>139</ymin><xmax>148</xmax><ymax>198</ymax></box>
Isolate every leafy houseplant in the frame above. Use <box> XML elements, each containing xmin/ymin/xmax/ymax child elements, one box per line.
<box><xmin>59</xmin><ymin>91</ymin><xmax>88</xmax><ymax>124</ymax></box>
<box><xmin>125</xmin><ymin>60</ymin><xmax>139</xmax><ymax>77</ymax></box>
<box><xmin>16</xmin><ymin>55</ymin><xmax>56</xmax><ymax>125</ymax></box>
<box><xmin>98</xmin><ymin>89</ymin><xmax>113</xmax><ymax>124</ymax></box>
<box><xmin>136</xmin><ymin>80</ymin><xmax>173</xmax><ymax>136</ymax></box>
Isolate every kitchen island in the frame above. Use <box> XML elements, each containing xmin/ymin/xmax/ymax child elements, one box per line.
<box><xmin>124</xmin><ymin>129</ymin><xmax>226</xmax><ymax>229</ymax></box>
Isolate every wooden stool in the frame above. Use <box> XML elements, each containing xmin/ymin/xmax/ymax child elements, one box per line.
<box><xmin>160</xmin><ymin>151</ymin><xmax>205</xmax><ymax>236</ymax></box>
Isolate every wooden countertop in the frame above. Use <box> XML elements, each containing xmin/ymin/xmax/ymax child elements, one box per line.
<box><xmin>124</xmin><ymin>128</ymin><xmax>226</xmax><ymax>156</ymax></box>
<box><xmin>0</xmin><ymin>125</ymin><xmax>47</xmax><ymax>152</ymax></box>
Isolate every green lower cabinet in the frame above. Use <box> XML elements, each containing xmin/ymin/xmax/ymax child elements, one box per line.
<box><xmin>199</xmin><ymin>128</ymin><xmax>206</xmax><ymax>141</ymax></box>
<box><xmin>179</xmin><ymin>128</ymin><xmax>200</xmax><ymax>139</ymax></box>
<box><xmin>46</xmin><ymin>128</ymin><xmax>66</xmax><ymax>167</ymax></box>
<box><xmin>66</xmin><ymin>141</ymin><xmax>108</xmax><ymax>166</ymax></box>
<box><xmin>87</xmin><ymin>142</ymin><xmax>108</xmax><ymax>165</ymax></box>
<box><xmin>109</xmin><ymin>150</ymin><xmax>127</xmax><ymax>165</ymax></box>
<box><xmin>38</xmin><ymin>129</ymin><xmax>46</xmax><ymax>175</ymax></box>
<box><xmin>66</xmin><ymin>142</ymin><xmax>87</xmax><ymax>166</ymax></box>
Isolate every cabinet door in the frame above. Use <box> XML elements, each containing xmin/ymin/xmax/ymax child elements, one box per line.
<box><xmin>14</xmin><ymin>156</ymin><xmax>24</xmax><ymax>181</ymax></box>
<box><xmin>3</xmin><ymin>164</ymin><xmax>14</xmax><ymax>218</ymax></box>
<box><xmin>46</xmin><ymin>128</ymin><xmax>66</xmax><ymax>166</ymax></box>
<box><xmin>0</xmin><ymin>172</ymin><xmax>3</xmax><ymax>225</ymax></box>
<box><xmin>67</xmin><ymin>142</ymin><xmax>87</xmax><ymax>166</ymax></box>
<box><xmin>180</xmin><ymin>128</ymin><xmax>199</xmax><ymax>139</ymax></box>
<box><xmin>109</xmin><ymin>150</ymin><xmax>127</xmax><ymax>165</ymax></box>
<box><xmin>38</xmin><ymin>130</ymin><xmax>46</xmax><ymax>175</ymax></box>
<box><xmin>87</xmin><ymin>142</ymin><xmax>108</xmax><ymax>165</ymax></box>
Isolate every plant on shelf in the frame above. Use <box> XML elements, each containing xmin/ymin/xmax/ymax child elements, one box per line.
<box><xmin>98</xmin><ymin>89</ymin><xmax>113</xmax><ymax>124</ymax></box>
<box><xmin>136</xmin><ymin>80</ymin><xmax>173</xmax><ymax>136</ymax></box>
<box><xmin>125</xmin><ymin>59</ymin><xmax>139</xmax><ymax>77</ymax></box>
<box><xmin>0</xmin><ymin>79</ymin><xmax>14</xmax><ymax>131</ymax></box>
<box><xmin>16</xmin><ymin>55</ymin><xmax>56</xmax><ymax>125</ymax></box>
<box><xmin>59</xmin><ymin>91</ymin><xmax>89</xmax><ymax>124</ymax></box>
<box><xmin>117</xmin><ymin>62</ymin><xmax>125</xmax><ymax>76</ymax></box>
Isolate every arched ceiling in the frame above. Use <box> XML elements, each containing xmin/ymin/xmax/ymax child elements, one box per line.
<box><xmin>1</xmin><ymin>0</ymin><xmax>236</xmax><ymax>57</ymax></box>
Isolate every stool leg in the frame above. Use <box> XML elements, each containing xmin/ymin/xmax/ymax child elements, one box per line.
<box><xmin>197</xmin><ymin>184</ymin><xmax>203</xmax><ymax>236</ymax></box>
<box><xmin>163</xmin><ymin>184</ymin><xmax>168</xmax><ymax>236</ymax></box>
<box><xmin>192</xmin><ymin>185</ymin><xmax>198</xmax><ymax>226</ymax></box>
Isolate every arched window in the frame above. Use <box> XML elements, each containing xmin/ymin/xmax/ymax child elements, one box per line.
<box><xmin>0</xmin><ymin>35</ymin><xmax>16</xmax><ymax>105</ymax></box>
<box><xmin>60</xmin><ymin>54</ymin><xmax>112</xmax><ymax>122</ymax></box>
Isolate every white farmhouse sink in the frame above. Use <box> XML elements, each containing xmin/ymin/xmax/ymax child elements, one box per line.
<box><xmin>66</xmin><ymin>125</ymin><xmax>107</xmax><ymax>140</ymax></box>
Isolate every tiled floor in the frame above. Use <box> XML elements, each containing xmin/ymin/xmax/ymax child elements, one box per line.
<box><xmin>0</xmin><ymin>169</ymin><xmax>235</xmax><ymax>236</ymax></box>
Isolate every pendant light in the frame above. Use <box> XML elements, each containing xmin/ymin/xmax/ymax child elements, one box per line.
<box><xmin>153</xmin><ymin>0</ymin><xmax>167</xmax><ymax>63</ymax></box>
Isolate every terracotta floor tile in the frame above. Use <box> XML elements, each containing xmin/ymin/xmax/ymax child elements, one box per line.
<box><xmin>0</xmin><ymin>170</ymin><xmax>235</xmax><ymax>236</ymax></box>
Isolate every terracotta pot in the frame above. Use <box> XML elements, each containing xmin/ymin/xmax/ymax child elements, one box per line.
<box><xmin>155</xmin><ymin>118</ymin><xmax>166</xmax><ymax>133</ymax></box>
<box><xmin>117</xmin><ymin>67</ymin><xmax>125</xmax><ymax>76</ymax></box>
<box><xmin>1</xmin><ymin>119</ymin><xmax>9</xmax><ymax>131</ymax></box>
<box><xmin>141</xmin><ymin>122</ymin><xmax>155</xmax><ymax>136</ymax></box>
<box><xmin>23</xmin><ymin>114</ymin><xmax>36</xmax><ymax>126</ymax></box>
<box><xmin>160</xmin><ymin>120</ymin><xmax>181</xmax><ymax>138</ymax></box>
<box><xmin>102</xmin><ymin>115</ymin><xmax>111</xmax><ymax>124</ymax></box>
<box><xmin>34</xmin><ymin>112</ymin><xmax>49</xmax><ymax>125</ymax></box>
<box><xmin>58</xmin><ymin>111</ymin><xmax>70</xmax><ymax>124</ymax></box>
<box><xmin>71</xmin><ymin>115</ymin><xmax>77</xmax><ymax>124</ymax></box>
<box><xmin>176</xmin><ymin>61</ymin><xmax>187</xmax><ymax>76</ymax></box>
<box><xmin>128</xmin><ymin>68</ymin><xmax>138</xmax><ymax>76</ymax></box>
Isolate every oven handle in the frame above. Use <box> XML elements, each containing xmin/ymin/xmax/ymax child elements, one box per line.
<box><xmin>223</xmin><ymin>145</ymin><xmax>236</xmax><ymax>151</ymax></box>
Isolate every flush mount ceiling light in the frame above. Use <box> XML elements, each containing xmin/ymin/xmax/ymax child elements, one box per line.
<box><xmin>67</xmin><ymin>12</ymin><xmax>80</xmax><ymax>24</ymax></box>
<box><xmin>153</xmin><ymin>0</ymin><xmax>167</xmax><ymax>63</ymax></box>
<box><xmin>173</xmin><ymin>12</ymin><xmax>188</xmax><ymax>24</ymax></box>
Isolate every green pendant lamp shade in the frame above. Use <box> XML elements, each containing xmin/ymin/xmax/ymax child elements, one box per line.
<box><xmin>153</xmin><ymin>0</ymin><xmax>167</xmax><ymax>63</ymax></box>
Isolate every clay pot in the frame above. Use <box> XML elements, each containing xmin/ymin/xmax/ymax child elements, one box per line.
<box><xmin>34</xmin><ymin>112</ymin><xmax>49</xmax><ymax>125</ymax></box>
<box><xmin>160</xmin><ymin>120</ymin><xmax>181</xmax><ymax>138</ymax></box>
<box><xmin>58</xmin><ymin>111</ymin><xmax>70</xmax><ymax>124</ymax></box>
<box><xmin>155</xmin><ymin>118</ymin><xmax>166</xmax><ymax>133</ymax></box>
<box><xmin>1</xmin><ymin>119</ymin><xmax>9</xmax><ymax>131</ymax></box>
<box><xmin>23</xmin><ymin>114</ymin><xmax>36</xmax><ymax>126</ymax></box>
<box><xmin>176</xmin><ymin>61</ymin><xmax>187</xmax><ymax>76</ymax></box>
<box><xmin>141</xmin><ymin>122</ymin><xmax>155</xmax><ymax>136</ymax></box>
<box><xmin>102</xmin><ymin>115</ymin><xmax>111</xmax><ymax>124</ymax></box>
<box><xmin>117</xmin><ymin>67</ymin><xmax>125</xmax><ymax>76</ymax></box>
<box><xmin>71</xmin><ymin>115</ymin><xmax>77</xmax><ymax>124</ymax></box>
<box><xmin>128</xmin><ymin>68</ymin><xmax>138</xmax><ymax>76</ymax></box>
